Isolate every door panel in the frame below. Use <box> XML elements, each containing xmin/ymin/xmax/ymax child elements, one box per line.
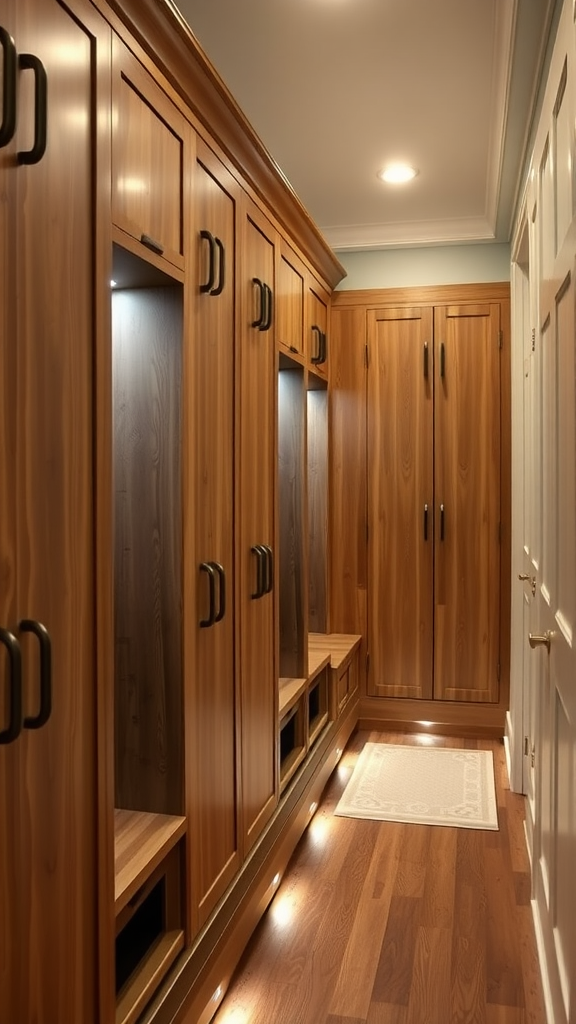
<box><xmin>191</xmin><ymin>142</ymin><xmax>239</xmax><ymax>928</ymax></box>
<box><xmin>0</xmin><ymin>1</ymin><xmax>101</xmax><ymax>1019</ymax></box>
<box><xmin>433</xmin><ymin>304</ymin><xmax>501</xmax><ymax>701</ymax></box>
<box><xmin>238</xmin><ymin>203</ymin><xmax>277</xmax><ymax>853</ymax></box>
<box><xmin>367</xmin><ymin>307</ymin><xmax>433</xmax><ymax>699</ymax></box>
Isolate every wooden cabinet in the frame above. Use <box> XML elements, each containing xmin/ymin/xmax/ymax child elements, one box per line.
<box><xmin>367</xmin><ymin>297</ymin><xmax>503</xmax><ymax>703</ymax></box>
<box><xmin>189</xmin><ymin>138</ymin><xmax>240</xmax><ymax>930</ymax></box>
<box><xmin>238</xmin><ymin>199</ymin><xmax>278</xmax><ymax>852</ymax></box>
<box><xmin>307</xmin><ymin>279</ymin><xmax>330</xmax><ymax>377</ymax></box>
<box><xmin>0</xmin><ymin>0</ymin><xmax>107</xmax><ymax>1018</ymax></box>
<box><xmin>276</xmin><ymin>241</ymin><xmax>306</xmax><ymax>360</ymax></box>
<box><xmin>112</xmin><ymin>35</ymin><xmax>190</xmax><ymax>272</ymax></box>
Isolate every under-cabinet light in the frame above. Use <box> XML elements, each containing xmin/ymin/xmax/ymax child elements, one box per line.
<box><xmin>110</xmin><ymin>279</ymin><xmax>117</xmax><ymax>288</ymax></box>
<box><xmin>213</xmin><ymin>985</ymin><xmax>223</xmax><ymax>1002</ymax></box>
<box><xmin>272</xmin><ymin>872</ymin><xmax>281</xmax><ymax>886</ymax></box>
<box><xmin>309</xmin><ymin>801</ymin><xmax>318</xmax><ymax>816</ymax></box>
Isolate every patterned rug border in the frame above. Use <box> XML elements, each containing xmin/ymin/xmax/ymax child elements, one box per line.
<box><xmin>334</xmin><ymin>742</ymin><xmax>499</xmax><ymax>830</ymax></box>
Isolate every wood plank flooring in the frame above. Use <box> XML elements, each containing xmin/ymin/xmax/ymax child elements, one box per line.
<box><xmin>213</xmin><ymin>731</ymin><xmax>547</xmax><ymax>1024</ymax></box>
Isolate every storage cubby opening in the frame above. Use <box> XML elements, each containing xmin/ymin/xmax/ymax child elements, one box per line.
<box><xmin>307</xmin><ymin>383</ymin><xmax>328</xmax><ymax>634</ymax></box>
<box><xmin>308</xmin><ymin>669</ymin><xmax>328</xmax><ymax>745</ymax></box>
<box><xmin>115</xmin><ymin>877</ymin><xmax>165</xmax><ymax>994</ymax></box>
<box><xmin>112</xmin><ymin>243</ymin><xmax>184</xmax><ymax>816</ymax></box>
<box><xmin>280</xmin><ymin>708</ymin><xmax>298</xmax><ymax>765</ymax></box>
<box><xmin>278</xmin><ymin>360</ymin><xmax>306</xmax><ymax>679</ymax></box>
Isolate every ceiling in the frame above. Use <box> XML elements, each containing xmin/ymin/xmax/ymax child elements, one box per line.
<box><xmin>173</xmin><ymin>0</ymin><xmax>556</xmax><ymax>253</ymax></box>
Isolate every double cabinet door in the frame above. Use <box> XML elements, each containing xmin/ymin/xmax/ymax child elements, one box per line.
<box><xmin>367</xmin><ymin>302</ymin><xmax>502</xmax><ymax>703</ymax></box>
<box><xmin>190</xmin><ymin>141</ymin><xmax>277</xmax><ymax>932</ymax></box>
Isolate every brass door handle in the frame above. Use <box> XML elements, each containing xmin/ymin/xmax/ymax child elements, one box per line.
<box><xmin>528</xmin><ymin>631</ymin><xmax>551</xmax><ymax>651</ymax></box>
<box><xmin>518</xmin><ymin>573</ymin><xmax>536</xmax><ymax>597</ymax></box>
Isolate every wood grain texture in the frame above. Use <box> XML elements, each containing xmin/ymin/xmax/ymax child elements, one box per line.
<box><xmin>112</xmin><ymin>35</ymin><xmax>187</xmax><ymax>269</ymax></box>
<box><xmin>329</xmin><ymin>308</ymin><xmax>368</xmax><ymax>678</ymax></box>
<box><xmin>367</xmin><ymin>307</ymin><xmax>434</xmax><ymax>699</ymax></box>
<box><xmin>190</xmin><ymin>142</ymin><xmax>240</xmax><ymax>931</ymax></box>
<box><xmin>113</xmin><ymin>286</ymin><xmax>183</xmax><ymax>815</ymax></box>
<box><xmin>214</xmin><ymin>732</ymin><xmax>546</xmax><ymax>1024</ymax></box>
<box><xmin>434</xmin><ymin>304</ymin><xmax>501</xmax><ymax>701</ymax></box>
<box><xmin>114</xmin><ymin>808</ymin><xmax>186</xmax><ymax>911</ymax></box>
<box><xmin>277</xmin><ymin>243</ymin><xmax>305</xmax><ymax>357</ymax></box>
<box><xmin>238</xmin><ymin>201</ymin><xmax>277</xmax><ymax>852</ymax></box>
<box><xmin>278</xmin><ymin>366</ymin><xmax>307</xmax><ymax>678</ymax></box>
<box><xmin>0</xmin><ymin>2</ymin><xmax>102</xmax><ymax>1019</ymax></box>
<box><xmin>308</xmin><ymin>386</ymin><xmax>329</xmax><ymax>633</ymax></box>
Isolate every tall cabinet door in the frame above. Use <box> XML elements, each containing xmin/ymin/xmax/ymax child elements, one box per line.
<box><xmin>190</xmin><ymin>138</ymin><xmax>240</xmax><ymax>930</ymax></box>
<box><xmin>434</xmin><ymin>303</ymin><xmax>501</xmax><ymax>701</ymax></box>
<box><xmin>0</xmin><ymin>0</ymin><xmax>106</xmax><ymax>1019</ymax></box>
<box><xmin>238</xmin><ymin>201</ymin><xmax>277</xmax><ymax>854</ymax></box>
<box><xmin>367</xmin><ymin>307</ymin><xmax>434</xmax><ymax>699</ymax></box>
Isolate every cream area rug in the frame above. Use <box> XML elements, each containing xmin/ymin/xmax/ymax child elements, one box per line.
<box><xmin>335</xmin><ymin>742</ymin><xmax>498</xmax><ymax>830</ymax></box>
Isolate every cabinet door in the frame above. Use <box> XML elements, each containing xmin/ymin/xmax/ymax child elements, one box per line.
<box><xmin>367</xmin><ymin>307</ymin><xmax>434</xmax><ymax>699</ymax></box>
<box><xmin>0</xmin><ymin>0</ymin><xmax>105</xmax><ymax>1019</ymax></box>
<box><xmin>434</xmin><ymin>303</ymin><xmax>501</xmax><ymax>701</ymax></box>
<box><xmin>307</xmin><ymin>281</ymin><xmax>329</xmax><ymax>378</ymax></box>
<box><xmin>112</xmin><ymin>35</ymin><xmax>188</xmax><ymax>271</ymax></box>
<box><xmin>190</xmin><ymin>139</ymin><xmax>240</xmax><ymax>929</ymax></box>
<box><xmin>276</xmin><ymin>241</ymin><xmax>305</xmax><ymax>359</ymax></box>
<box><xmin>238</xmin><ymin>201</ymin><xmax>277</xmax><ymax>853</ymax></box>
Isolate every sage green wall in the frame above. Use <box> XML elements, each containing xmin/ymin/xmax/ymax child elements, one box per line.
<box><xmin>334</xmin><ymin>243</ymin><xmax>511</xmax><ymax>290</ymax></box>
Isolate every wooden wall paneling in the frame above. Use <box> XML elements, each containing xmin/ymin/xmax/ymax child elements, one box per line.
<box><xmin>111</xmin><ymin>34</ymin><xmax>187</xmax><ymax>272</ymax></box>
<box><xmin>189</xmin><ymin>138</ymin><xmax>241</xmax><ymax>932</ymax></box>
<box><xmin>0</xmin><ymin>0</ymin><xmax>109</xmax><ymax>1018</ymax></box>
<box><xmin>112</xmin><ymin>284</ymin><xmax>184</xmax><ymax>815</ymax></box>
<box><xmin>433</xmin><ymin>303</ymin><xmax>501</xmax><ymax>702</ymax></box>
<box><xmin>329</xmin><ymin>307</ymin><xmax>368</xmax><ymax>691</ymax></box>
<box><xmin>307</xmin><ymin>380</ymin><xmax>329</xmax><ymax>634</ymax></box>
<box><xmin>278</xmin><ymin>361</ymin><xmax>307</xmax><ymax>679</ymax></box>
<box><xmin>237</xmin><ymin>200</ymin><xmax>278</xmax><ymax>853</ymax></box>
<box><xmin>366</xmin><ymin>306</ymin><xmax>434</xmax><ymax>700</ymax></box>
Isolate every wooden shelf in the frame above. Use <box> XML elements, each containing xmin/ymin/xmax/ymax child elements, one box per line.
<box><xmin>114</xmin><ymin>809</ymin><xmax>186</xmax><ymax>914</ymax></box>
<box><xmin>279</xmin><ymin>677</ymin><xmax>307</xmax><ymax>718</ymax></box>
<box><xmin>308</xmin><ymin>647</ymin><xmax>331</xmax><ymax>681</ymax></box>
<box><xmin>116</xmin><ymin>929</ymin><xmax>185</xmax><ymax>1024</ymax></box>
<box><xmin>309</xmin><ymin>632</ymin><xmax>362</xmax><ymax>671</ymax></box>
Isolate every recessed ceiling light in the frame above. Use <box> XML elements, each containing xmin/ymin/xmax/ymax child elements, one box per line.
<box><xmin>378</xmin><ymin>163</ymin><xmax>419</xmax><ymax>184</ymax></box>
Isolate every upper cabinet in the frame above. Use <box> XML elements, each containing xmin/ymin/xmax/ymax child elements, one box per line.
<box><xmin>307</xmin><ymin>280</ymin><xmax>330</xmax><ymax>378</ymax></box>
<box><xmin>276</xmin><ymin>240</ymin><xmax>306</xmax><ymax>360</ymax></box>
<box><xmin>111</xmin><ymin>35</ymin><xmax>191</xmax><ymax>272</ymax></box>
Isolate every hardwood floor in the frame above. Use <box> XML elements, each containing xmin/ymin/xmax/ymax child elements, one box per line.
<box><xmin>213</xmin><ymin>730</ymin><xmax>547</xmax><ymax>1024</ymax></box>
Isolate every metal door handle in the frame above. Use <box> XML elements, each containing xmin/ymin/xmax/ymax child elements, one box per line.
<box><xmin>17</xmin><ymin>52</ymin><xmax>48</xmax><ymax>165</ymax></box>
<box><xmin>528</xmin><ymin>632</ymin><xmax>551</xmax><ymax>651</ymax></box>
<box><xmin>0</xmin><ymin>628</ymin><xmax>22</xmax><ymax>745</ymax></box>
<box><xmin>199</xmin><ymin>562</ymin><xmax>217</xmax><ymax>627</ymax></box>
<box><xmin>20</xmin><ymin>619</ymin><xmax>52</xmax><ymax>729</ymax></box>
<box><xmin>200</xmin><ymin>229</ymin><xmax>216</xmax><ymax>293</ymax></box>
<box><xmin>0</xmin><ymin>27</ymin><xmax>17</xmax><ymax>148</ymax></box>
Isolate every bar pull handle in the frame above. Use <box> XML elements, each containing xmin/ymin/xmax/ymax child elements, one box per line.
<box><xmin>423</xmin><ymin>503</ymin><xmax>429</xmax><ymax>541</ymax></box>
<box><xmin>440</xmin><ymin>503</ymin><xmax>445</xmax><ymax>541</ymax></box>
<box><xmin>0</xmin><ymin>27</ymin><xmax>17</xmax><ymax>148</ymax></box>
<box><xmin>311</xmin><ymin>325</ymin><xmax>322</xmax><ymax>363</ymax></box>
<box><xmin>251</xmin><ymin>545</ymin><xmax>265</xmax><ymax>599</ymax></box>
<box><xmin>199</xmin><ymin>229</ymin><xmax>215</xmax><ymax>293</ymax></box>
<box><xmin>261</xmin><ymin>283</ymin><xmax>273</xmax><ymax>331</ymax></box>
<box><xmin>251</xmin><ymin>278</ymin><xmax>265</xmax><ymax>328</ymax></box>
<box><xmin>17</xmin><ymin>53</ymin><xmax>48</xmax><ymax>165</ymax></box>
<box><xmin>20</xmin><ymin>619</ymin><xmax>52</xmax><ymax>729</ymax></box>
<box><xmin>439</xmin><ymin>342</ymin><xmax>445</xmax><ymax>379</ymax></box>
<box><xmin>261</xmin><ymin>544</ymin><xmax>274</xmax><ymax>594</ymax></box>
<box><xmin>199</xmin><ymin>562</ymin><xmax>217</xmax><ymax>627</ymax></box>
<box><xmin>213</xmin><ymin>562</ymin><xmax>226</xmax><ymax>622</ymax></box>
<box><xmin>423</xmin><ymin>341</ymin><xmax>429</xmax><ymax>379</ymax></box>
<box><xmin>318</xmin><ymin>331</ymin><xmax>327</xmax><ymax>366</ymax></box>
<box><xmin>212</xmin><ymin>237</ymin><xmax>225</xmax><ymax>296</ymax></box>
<box><xmin>0</xmin><ymin>628</ymin><xmax>22</xmax><ymax>745</ymax></box>
<box><xmin>140</xmin><ymin>233</ymin><xmax>164</xmax><ymax>256</ymax></box>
